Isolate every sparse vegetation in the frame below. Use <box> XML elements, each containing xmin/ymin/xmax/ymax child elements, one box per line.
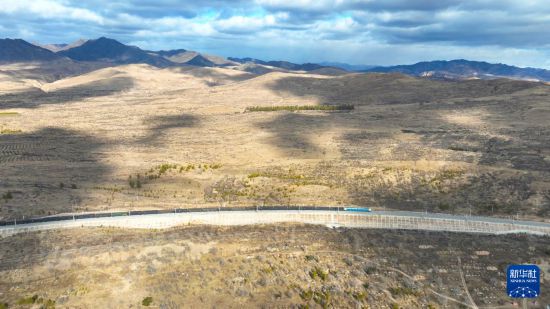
<box><xmin>245</xmin><ymin>104</ymin><xmax>354</xmax><ymax>112</ymax></box>
<box><xmin>0</xmin><ymin>112</ymin><xmax>19</xmax><ymax>116</ymax></box>
<box><xmin>0</xmin><ymin>224</ymin><xmax>549</xmax><ymax>307</ymax></box>
<box><xmin>0</xmin><ymin>128</ymin><xmax>22</xmax><ymax>134</ymax></box>
<box><xmin>388</xmin><ymin>286</ymin><xmax>419</xmax><ymax>297</ymax></box>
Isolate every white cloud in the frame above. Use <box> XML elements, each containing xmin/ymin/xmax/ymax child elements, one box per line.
<box><xmin>214</xmin><ymin>14</ymin><xmax>280</xmax><ymax>33</ymax></box>
<box><xmin>256</xmin><ymin>0</ymin><xmax>346</xmax><ymax>11</ymax></box>
<box><xmin>0</xmin><ymin>0</ymin><xmax>549</xmax><ymax>68</ymax></box>
<box><xmin>0</xmin><ymin>0</ymin><xmax>104</xmax><ymax>23</ymax></box>
<box><xmin>133</xmin><ymin>16</ymin><xmax>216</xmax><ymax>37</ymax></box>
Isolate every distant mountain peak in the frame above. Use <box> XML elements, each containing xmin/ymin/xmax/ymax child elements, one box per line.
<box><xmin>0</xmin><ymin>38</ymin><xmax>61</xmax><ymax>62</ymax></box>
<box><xmin>185</xmin><ymin>54</ymin><xmax>216</xmax><ymax>67</ymax></box>
<box><xmin>36</xmin><ymin>39</ymin><xmax>87</xmax><ymax>52</ymax></box>
<box><xmin>58</xmin><ymin>37</ymin><xmax>172</xmax><ymax>67</ymax></box>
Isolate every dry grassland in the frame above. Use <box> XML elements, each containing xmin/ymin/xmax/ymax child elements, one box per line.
<box><xmin>0</xmin><ymin>63</ymin><xmax>549</xmax><ymax>220</ymax></box>
<box><xmin>0</xmin><ymin>224</ymin><xmax>548</xmax><ymax>308</ymax></box>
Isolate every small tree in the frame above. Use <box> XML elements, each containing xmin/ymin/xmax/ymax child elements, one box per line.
<box><xmin>141</xmin><ymin>297</ymin><xmax>153</xmax><ymax>306</ymax></box>
<box><xmin>128</xmin><ymin>175</ymin><xmax>135</xmax><ymax>188</ymax></box>
<box><xmin>136</xmin><ymin>174</ymin><xmax>142</xmax><ymax>189</ymax></box>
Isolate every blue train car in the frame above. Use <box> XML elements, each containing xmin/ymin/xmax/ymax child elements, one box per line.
<box><xmin>344</xmin><ymin>207</ymin><xmax>372</xmax><ymax>212</ymax></box>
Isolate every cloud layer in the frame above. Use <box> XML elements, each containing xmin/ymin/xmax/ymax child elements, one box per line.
<box><xmin>1</xmin><ymin>0</ymin><xmax>548</xmax><ymax>68</ymax></box>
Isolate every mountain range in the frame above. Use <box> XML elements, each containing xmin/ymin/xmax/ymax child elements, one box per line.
<box><xmin>0</xmin><ymin>37</ymin><xmax>549</xmax><ymax>82</ymax></box>
<box><xmin>366</xmin><ymin>59</ymin><xmax>550</xmax><ymax>82</ymax></box>
<box><xmin>228</xmin><ymin>57</ymin><xmax>328</xmax><ymax>72</ymax></box>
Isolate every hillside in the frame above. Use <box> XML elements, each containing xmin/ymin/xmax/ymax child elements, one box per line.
<box><xmin>0</xmin><ymin>63</ymin><xmax>548</xmax><ymax>221</ymax></box>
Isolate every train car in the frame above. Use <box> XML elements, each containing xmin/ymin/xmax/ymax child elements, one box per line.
<box><xmin>343</xmin><ymin>207</ymin><xmax>372</xmax><ymax>212</ymax></box>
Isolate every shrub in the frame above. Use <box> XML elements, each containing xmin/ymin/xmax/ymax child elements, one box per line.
<box><xmin>71</xmin><ymin>184</ymin><xmax>77</xmax><ymax>189</ymax></box>
<box><xmin>352</xmin><ymin>291</ymin><xmax>367</xmax><ymax>302</ymax></box>
<box><xmin>2</xmin><ymin>192</ymin><xmax>12</xmax><ymax>200</ymax></box>
<box><xmin>305</xmin><ymin>255</ymin><xmax>318</xmax><ymax>262</ymax></box>
<box><xmin>364</xmin><ymin>266</ymin><xmax>377</xmax><ymax>274</ymax></box>
<box><xmin>309</xmin><ymin>267</ymin><xmax>328</xmax><ymax>281</ymax></box>
<box><xmin>59</xmin><ymin>182</ymin><xmax>64</xmax><ymax>189</ymax></box>
<box><xmin>16</xmin><ymin>295</ymin><xmax>38</xmax><ymax>305</ymax></box>
<box><xmin>299</xmin><ymin>289</ymin><xmax>313</xmax><ymax>301</ymax></box>
<box><xmin>0</xmin><ymin>302</ymin><xmax>8</xmax><ymax>309</ymax></box>
<box><xmin>142</xmin><ymin>296</ymin><xmax>153</xmax><ymax>306</ymax></box>
<box><xmin>343</xmin><ymin>257</ymin><xmax>353</xmax><ymax>266</ymax></box>
<box><xmin>43</xmin><ymin>299</ymin><xmax>55</xmax><ymax>309</ymax></box>
<box><xmin>248</xmin><ymin>172</ymin><xmax>262</xmax><ymax>179</ymax></box>
<box><xmin>313</xmin><ymin>290</ymin><xmax>331</xmax><ymax>307</ymax></box>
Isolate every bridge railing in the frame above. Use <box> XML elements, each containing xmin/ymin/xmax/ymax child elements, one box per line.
<box><xmin>0</xmin><ymin>206</ymin><xmax>348</xmax><ymax>227</ymax></box>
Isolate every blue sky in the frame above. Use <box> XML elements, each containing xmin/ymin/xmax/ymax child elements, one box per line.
<box><xmin>1</xmin><ymin>0</ymin><xmax>549</xmax><ymax>68</ymax></box>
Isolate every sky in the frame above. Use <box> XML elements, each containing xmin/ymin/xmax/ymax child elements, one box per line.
<box><xmin>0</xmin><ymin>0</ymin><xmax>549</xmax><ymax>68</ymax></box>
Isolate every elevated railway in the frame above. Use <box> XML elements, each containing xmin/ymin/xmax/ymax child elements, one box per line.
<box><xmin>1</xmin><ymin>207</ymin><xmax>550</xmax><ymax>237</ymax></box>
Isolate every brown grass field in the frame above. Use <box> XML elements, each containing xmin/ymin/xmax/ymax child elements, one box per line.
<box><xmin>0</xmin><ymin>224</ymin><xmax>549</xmax><ymax>308</ymax></box>
<box><xmin>0</xmin><ymin>63</ymin><xmax>549</xmax><ymax>221</ymax></box>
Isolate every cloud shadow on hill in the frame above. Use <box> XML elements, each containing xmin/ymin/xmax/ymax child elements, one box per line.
<box><xmin>266</xmin><ymin>73</ymin><xmax>540</xmax><ymax>105</ymax></box>
<box><xmin>0</xmin><ymin>127</ymin><xmax>112</xmax><ymax>220</ymax></box>
<box><xmin>256</xmin><ymin>112</ymin><xmax>336</xmax><ymax>158</ymax></box>
<box><xmin>0</xmin><ymin>76</ymin><xmax>134</xmax><ymax>109</ymax></box>
<box><xmin>258</xmin><ymin>74</ymin><xmax>549</xmax><ymax>215</ymax></box>
<box><xmin>138</xmin><ymin>113</ymin><xmax>201</xmax><ymax>145</ymax></box>
<box><xmin>176</xmin><ymin>67</ymin><xmax>256</xmax><ymax>86</ymax></box>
